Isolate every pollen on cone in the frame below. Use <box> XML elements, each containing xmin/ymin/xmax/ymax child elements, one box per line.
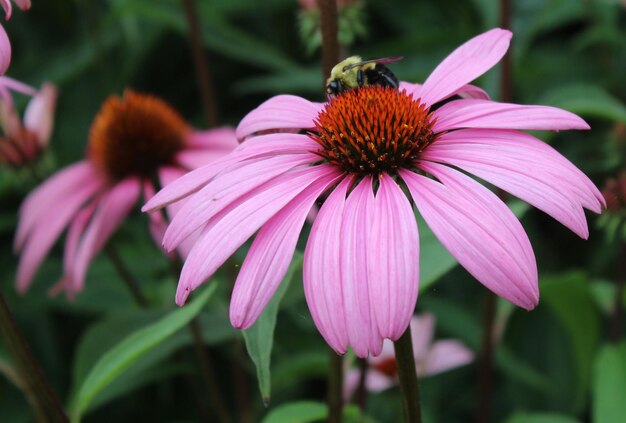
<box><xmin>313</xmin><ymin>86</ymin><xmax>436</xmax><ymax>175</ymax></box>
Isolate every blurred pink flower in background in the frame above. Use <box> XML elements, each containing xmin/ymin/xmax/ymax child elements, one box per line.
<box><xmin>344</xmin><ymin>314</ymin><xmax>473</xmax><ymax>398</ymax></box>
<box><xmin>145</xmin><ymin>28</ymin><xmax>604</xmax><ymax>358</ymax></box>
<box><xmin>0</xmin><ymin>83</ymin><xmax>56</xmax><ymax>167</ymax></box>
<box><xmin>0</xmin><ymin>0</ymin><xmax>30</xmax><ymax>73</ymax></box>
<box><xmin>0</xmin><ymin>0</ymin><xmax>31</xmax><ymax>20</ymax></box>
<box><xmin>14</xmin><ymin>90</ymin><xmax>237</xmax><ymax>298</ymax></box>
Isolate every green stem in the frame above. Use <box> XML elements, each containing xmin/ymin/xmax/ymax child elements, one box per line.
<box><xmin>394</xmin><ymin>326</ymin><xmax>422</xmax><ymax>423</ymax></box>
<box><xmin>327</xmin><ymin>351</ymin><xmax>344</xmax><ymax>423</ymax></box>
<box><xmin>0</xmin><ymin>292</ymin><xmax>69</xmax><ymax>422</ymax></box>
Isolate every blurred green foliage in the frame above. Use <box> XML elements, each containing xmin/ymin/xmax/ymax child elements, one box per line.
<box><xmin>1</xmin><ymin>0</ymin><xmax>625</xmax><ymax>422</ymax></box>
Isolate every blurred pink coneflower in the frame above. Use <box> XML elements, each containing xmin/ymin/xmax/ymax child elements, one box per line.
<box><xmin>145</xmin><ymin>29</ymin><xmax>604</xmax><ymax>358</ymax></box>
<box><xmin>15</xmin><ymin>90</ymin><xmax>237</xmax><ymax>298</ymax></box>
<box><xmin>0</xmin><ymin>83</ymin><xmax>56</xmax><ymax>167</ymax></box>
<box><xmin>344</xmin><ymin>313</ymin><xmax>473</xmax><ymax>398</ymax></box>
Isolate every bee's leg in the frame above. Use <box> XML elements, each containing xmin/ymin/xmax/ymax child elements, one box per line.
<box><xmin>357</xmin><ymin>69</ymin><xmax>365</xmax><ymax>87</ymax></box>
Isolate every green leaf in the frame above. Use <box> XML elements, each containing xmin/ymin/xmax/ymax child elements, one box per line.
<box><xmin>261</xmin><ymin>401</ymin><xmax>326</xmax><ymax>423</ymax></box>
<box><xmin>69</xmin><ymin>284</ymin><xmax>217</xmax><ymax>422</ymax></box>
<box><xmin>503</xmin><ymin>412</ymin><xmax>581</xmax><ymax>423</ymax></box>
<box><xmin>541</xmin><ymin>272</ymin><xmax>600</xmax><ymax>412</ymax></box>
<box><xmin>539</xmin><ymin>84</ymin><xmax>626</xmax><ymax>124</ymax></box>
<box><xmin>243</xmin><ymin>252</ymin><xmax>303</xmax><ymax>405</ymax></box>
<box><xmin>593</xmin><ymin>343</ymin><xmax>626</xmax><ymax>423</ymax></box>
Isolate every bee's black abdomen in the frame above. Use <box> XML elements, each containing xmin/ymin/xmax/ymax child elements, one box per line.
<box><xmin>365</xmin><ymin>64</ymin><xmax>399</xmax><ymax>88</ymax></box>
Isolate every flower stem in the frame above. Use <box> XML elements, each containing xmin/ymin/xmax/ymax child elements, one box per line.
<box><xmin>180</xmin><ymin>0</ymin><xmax>218</xmax><ymax>127</ymax></box>
<box><xmin>327</xmin><ymin>351</ymin><xmax>344</xmax><ymax>423</ymax></box>
<box><xmin>103</xmin><ymin>244</ymin><xmax>148</xmax><ymax>307</ymax></box>
<box><xmin>354</xmin><ymin>357</ymin><xmax>368</xmax><ymax>409</ymax></box>
<box><xmin>477</xmin><ymin>2</ymin><xmax>513</xmax><ymax>420</ymax></box>
<box><xmin>0</xmin><ymin>291</ymin><xmax>69</xmax><ymax>422</ymax></box>
<box><xmin>499</xmin><ymin>0</ymin><xmax>512</xmax><ymax>103</ymax></box>
<box><xmin>318</xmin><ymin>0</ymin><xmax>340</xmax><ymax>87</ymax></box>
<box><xmin>610</xmin><ymin>240</ymin><xmax>626</xmax><ymax>342</ymax></box>
<box><xmin>188</xmin><ymin>318</ymin><xmax>233</xmax><ymax>423</ymax></box>
<box><xmin>105</xmin><ymin>246</ymin><xmax>231</xmax><ymax>423</ymax></box>
<box><xmin>170</xmin><ymin>258</ymin><xmax>233</xmax><ymax>423</ymax></box>
<box><xmin>476</xmin><ymin>292</ymin><xmax>496</xmax><ymax>423</ymax></box>
<box><xmin>394</xmin><ymin>326</ymin><xmax>422</xmax><ymax>423</ymax></box>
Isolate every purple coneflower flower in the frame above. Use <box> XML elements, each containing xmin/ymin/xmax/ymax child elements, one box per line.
<box><xmin>15</xmin><ymin>90</ymin><xmax>237</xmax><ymax>298</ymax></box>
<box><xmin>0</xmin><ymin>83</ymin><xmax>56</xmax><ymax>167</ymax></box>
<box><xmin>144</xmin><ymin>29</ymin><xmax>604</xmax><ymax>358</ymax></box>
<box><xmin>344</xmin><ymin>313</ymin><xmax>473</xmax><ymax>398</ymax></box>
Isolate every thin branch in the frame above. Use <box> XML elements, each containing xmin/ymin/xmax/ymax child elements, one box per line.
<box><xmin>180</xmin><ymin>0</ymin><xmax>218</xmax><ymax>127</ymax></box>
<box><xmin>104</xmin><ymin>245</ymin><xmax>148</xmax><ymax>307</ymax></box>
<box><xmin>318</xmin><ymin>0</ymin><xmax>340</xmax><ymax>88</ymax></box>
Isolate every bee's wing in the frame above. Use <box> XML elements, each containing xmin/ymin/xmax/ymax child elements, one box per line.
<box><xmin>342</xmin><ymin>56</ymin><xmax>404</xmax><ymax>70</ymax></box>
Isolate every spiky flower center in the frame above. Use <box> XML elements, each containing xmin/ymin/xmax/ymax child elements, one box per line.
<box><xmin>312</xmin><ymin>86</ymin><xmax>436</xmax><ymax>175</ymax></box>
<box><xmin>88</xmin><ymin>90</ymin><xmax>189</xmax><ymax>180</ymax></box>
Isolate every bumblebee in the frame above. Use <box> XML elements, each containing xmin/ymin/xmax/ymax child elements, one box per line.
<box><xmin>325</xmin><ymin>56</ymin><xmax>403</xmax><ymax>96</ymax></box>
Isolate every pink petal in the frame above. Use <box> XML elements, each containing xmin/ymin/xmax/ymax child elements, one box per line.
<box><xmin>15</xmin><ymin>161</ymin><xmax>96</xmax><ymax>250</ymax></box>
<box><xmin>303</xmin><ymin>177</ymin><xmax>352</xmax><ymax>354</ymax></box>
<box><xmin>229</xmin><ymin>171</ymin><xmax>342</xmax><ymax>328</ymax></box>
<box><xmin>58</xmin><ymin>202</ymin><xmax>97</xmax><ymax>299</ymax></box>
<box><xmin>368</xmin><ymin>174</ymin><xmax>419</xmax><ymax>340</ymax></box>
<box><xmin>368</xmin><ymin>340</ymin><xmax>395</xmax><ymax>366</ymax></box>
<box><xmin>175</xmin><ymin>149</ymin><xmax>231</xmax><ymax>170</ymax></box>
<box><xmin>143</xmin><ymin>133</ymin><xmax>319</xmax><ymax>212</ymax></box>
<box><xmin>158</xmin><ymin>167</ymin><xmax>198</xmax><ymax>259</ymax></box>
<box><xmin>24</xmin><ymin>83</ymin><xmax>57</xmax><ymax>147</ymax></box>
<box><xmin>15</xmin><ymin>176</ymin><xmax>102</xmax><ymax>293</ymax></box>
<box><xmin>422</xmin><ymin>340</ymin><xmax>474</xmax><ymax>376</ymax></box>
<box><xmin>343</xmin><ymin>369</ymin><xmax>360</xmax><ymax>401</ymax></box>
<box><xmin>0</xmin><ymin>76</ymin><xmax>37</xmax><ymax>96</ymax></box>
<box><xmin>0</xmin><ymin>24</ymin><xmax>10</xmax><ymax>75</ymax></box>
<box><xmin>163</xmin><ymin>153</ymin><xmax>317</xmax><ymax>251</ymax></box>
<box><xmin>143</xmin><ymin>181</ymin><xmax>169</xmax><ymax>250</ymax></box>
<box><xmin>365</xmin><ymin>369</ymin><xmax>396</xmax><ymax>393</ymax></box>
<box><xmin>433</xmin><ymin>99</ymin><xmax>590</xmax><ymax>133</ymax></box>
<box><xmin>236</xmin><ymin>95</ymin><xmax>322</xmax><ymax>140</ymax></box>
<box><xmin>340</xmin><ymin>177</ymin><xmax>383</xmax><ymax>358</ymax></box>
<box><xmin>423</xmin><ymin>129</ymin><xmax>603</xmax><ymax>238</ymax></box>
<box><xmin>400</xmin><ymin>81</ymin><xmax>489</xmax><ymax>102</ymax></box>
<box><xmin>454</xmin><ymin>84</ymin><xmax>490</xmax><ymax>100</ymax></box>
<box><xmin>13</xmin><ymin>0</ymin><xmax>30</xmax><ymax>11</ymax></box>
<box><xmin>410</xmin><ymin>314</ymin><xmax>436</xmax><ymax>359</ymax></box>
<box><xmin>185</xmin><ymin>127</ymin><xmax>238</xmax><ymax>150</ymax></box>
<box><xmin>418</xmin><ymin>29</ymin><xmax>511</xmax><ymax>107</ymax></box>
<box><xmin>176</xmin><ymin>164</ymin><xmax>340</xmax><ymax>305</ymax></box>
<box><xmin>1</xmin><ymin>1</ymin><xmax>10</xmax><ymax>20</ymax></box>
<box><xmin>69</xmin><ymin>178</ymin><xmax>141</xmax><ymax>293</ymax></box>
<box><xmin>401</xmin><ymin>163</ymin><xmax>539</xmax><ymax>310</ymax></box>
